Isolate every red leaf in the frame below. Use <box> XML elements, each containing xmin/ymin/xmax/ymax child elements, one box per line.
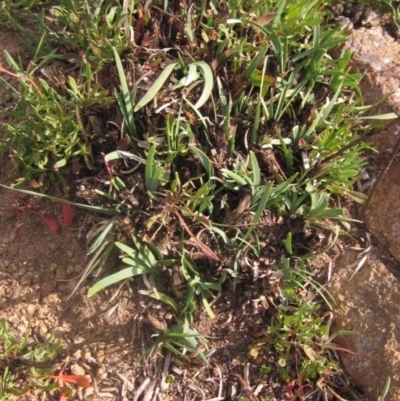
<box><xmin>42</xmin><ymin>215</ymin><xmax>59</xmax><ymax>232</ymax></box>
<box><xmin>62</xmin><ymin>204</ymin><xmax>74</xmax><ymax>227</ymax></box>
<box><xmin>117</xmin><ymin>138</ymin><xmax>130</xmax><ymax>150</ymax></box>
<box><xmin>50</xmin><ymin>374</ymin><xmax>91</xmax><ymax>389</ymax></box>
<box><xmin>58</xmin><ymin>393</ymin><xmax>69</xmax><ymax>401</ymax></box>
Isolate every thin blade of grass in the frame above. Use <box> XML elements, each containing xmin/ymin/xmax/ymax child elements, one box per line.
<box><xmin>193</xmin><ymin>61</ymin><xmax>213</xmax><ymax>109</ymax></box>
<box><xmin>0</xmin><ymin>185</ymin><xmax>115</xmax><ymax>215</ymax></box>
<box><xmin>188</xmin><ymin>144</ymin><xmax>214</xmax><ymax>178</ymax></box>
<box><xmin>113</xmin><ymin>47</ymin><xmax>135</xmax><ymax>136</ymax></box>
<box><xmin>88</xmin><ymin>266</ymin><xmax>149</xmax><ymax>297</ymax></box>
<box><xmin>135</xmin><ymin>62</ymin><xmax>178</xmax><ymax>111</ymax></box>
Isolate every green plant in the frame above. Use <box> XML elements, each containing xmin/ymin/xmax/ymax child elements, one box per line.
<box><xmin>144</xmin><ymin>319</ymin><xmax>208</xmax><ymax>364</ymax></box>
<box><xmin>378</xmin><ymin>377</ymin><xmax>391</xmax><ymax>401</ymax></box>
<box><xmin>0</xmin><ymin>319</ymin><xmax>62</xmax><ymax>400</ymax></box>
<box><xmin>265</xmin><ymin>299</ymin><xmax>351</xmax><ymax>384</ymax></box>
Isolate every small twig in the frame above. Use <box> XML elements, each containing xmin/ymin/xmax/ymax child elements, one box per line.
<box><xmin>361</xmin><ymin>127</ymin><xmax>400</xmax><ymax>217</ymax></box>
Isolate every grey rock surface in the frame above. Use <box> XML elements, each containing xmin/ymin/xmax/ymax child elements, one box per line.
<box><xmin>331</xmin><ymin>24</ymin><xmax>400</xmax><ymax>401</ymax></box>
<box><xmin>330</xmin><ymin>251</ymin><xmax>400</xmax><ymax>401</ymax></box>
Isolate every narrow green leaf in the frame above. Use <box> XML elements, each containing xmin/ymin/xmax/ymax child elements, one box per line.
<box><xmin>115</xmin><ymin>241</ymin><xmax>138</xmax><ymax>259</ymax></box>
<box><xmin>189</xmin><ymin>144</ymin><xmax>214</xmax><ymax>178</ymax></box>
<box><xmin>221</xmin><ymin>169</ymin><xmax>247</xmax><ymax>186</ymax></box>
<box><xmin>249</xmin><ymin>151</ymin><xmax>260</xmax><ymax>187</ymax></box>
<box><xmin>88</xmin><ymin>266</ymin><xmax>146</xmax><ymax>297</ymax></box>
<box><xmin>135</xmin><ymin>62</ymin><xmax>178</xmax><ymax>111</ymax></box>
<box><xmin>245</xmin><ymin>45</ymin><xmax>268</xmax><ymax>79</ymax></box>
<box><xmin>193</xmin><ymin>61</ymin><xmax>213</xmax><ymax>109</ymax></box>
<box><xmin>283</xmin><ymin>232</ymin><xmax>293</xmax><ymax>255</ymax></box>
<box><xmin>89</xmin><ymin>218</ymin><xmax>116</xmax><ymax>253</ymax></box>
<box><xmin>113</xmin><ymin>47</ymin><xmax>135</xmax><ymax>135</ymax></box>
<box><xmin>378</xmin><ymin>377</ymin><xmax>391</xmax><ymax>401</ymax></box>
<box><xmin>66</xmin><ymin>241</ymin><xmax>115</xmax><ymax>301</ymax></box>
<box><xmin>0</xmin><ymin>184</ymin><xmax>115</xmax><ymax>215</ymax></box>
<box><xmin>145</xmin><ymin>145</ymin><xmax>155</xmax><ymax>192</ymax></box>
<box><xmin>105</xmin><ymin>150</ymin><xmax>146</xmax><ymax>164</ymax></box>
<box><xmin>149</xmin><ymin>292</ymin><xmax>179</xmax><ymax>314</ymax></box>
<box><xmin>200</xmin><ymin>291</ymin><xmax>216</xmax><ymax>319</ymax></box>
<box><xmin>359</xmin><ymin>113</ymin><xmax>398</xmax><ymax>120</ymax></box>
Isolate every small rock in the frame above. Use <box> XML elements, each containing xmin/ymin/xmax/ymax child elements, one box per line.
<box><xmin>48</xmin><ymin>243</ymin><xmax>57</xmax><ymax>251</ymax></box>
<box><xmin>37</xmin><ymin>307</ymin><xmax>49</xmax><ymax>319</ymax></box>
<box><xmin>73</xmin><ymin>349</ymin><xmax>82</xmax><ymax>360</ymax></box>
<box><xmin>26</xmin><ymin>305</ymin><xmax>35</xmax><ymax>315</ymax></box>
<box><xmin>8</xmin><ymin>229</ymin><xmax>17</xmax><ymax>243</ymax></box>
<box><xmin>70</xmin><ymin>364</ymin><xmax>85</xmax><ymax>376</ymax></box>
<box><xmin>361</xmin><ymin>7</ymin><xmax>380</xmax><ymax>27</ymax></box>
<box><xmin>49</xmin><ymin>263</ymin><xmax>58</xmax><ymax>272</ymax></box>
<box><xmin>55</xmin><ymin>268</ymin><xmax>66</xmax><ymax>280</ymax></box>
<box><xmin>17</xmin><ymin>323</ymin><xmax>28</xmax><ymax>334</ymax></box>
<box><xmin>95</xmin><ymin>349</ymin><xmax>105</xmax><ymax>363</ymax></box>
<box><xmin>96</xmin><ymin>366</ymin><xmax>108</xmax><ymax>381</ymax></box>
<box><xmin>38</xmin><ymin>322</ymin><xmax>48</xmax><ymax>337</ymax></box>
<box><xmin>84</xmin><ymin>387</ymin><xmax>94</xmax><ymax>398</ymax></box>
<box><xmin>74</xmin><ymin>264</ymin><xmax>83</xmax><ymax>273</ymax></box>
<box><xmin>21</xmin><ymin>273</ymin><xmax>33</xmax><ymax>285</ymax></box>
<box><xmin>331</xmin><ymin>3</ymin><xmax>344</xmax><ymax>16</ymax></box>
<box><xmin>84</xmin><ymin>350</ymin><xmax>92</xmax><ymax>362</ymax></box>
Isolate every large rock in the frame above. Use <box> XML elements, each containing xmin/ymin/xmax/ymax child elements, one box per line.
<box><xmin>345</xmin><ymin>26</ymin><xmax>400</xmax><ymax>153</ymax></box>
<box><xmin>329</xmin><ymin>24</ymin><xmax>400</xmax><ymax>401</ymax></box>
<box><xmin>343</xmin><ymin>26</ymin><xmax>400</xmax><ymax>264</ymax></box>
<box><xmin>330</xmin><ymin>251</ymin><xmax>400</xmax><ymax>401</ymax></box>
<box><xmin>364</xmin><ymin>163</ymin><xmax>400</xmax><ymax>263</ymax></box>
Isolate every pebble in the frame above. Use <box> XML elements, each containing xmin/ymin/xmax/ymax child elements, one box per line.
<box><xmin>9</xmin><ymin>229</ymin><xmax>17</xmax><ymax>243</ymax></box>
<box><xmin>21</xmin><ymin>273</ymin><xmax>33</xmax><ymax>285</ymax></box>
<box><xmin>66</xmin><ymin>265</ymin><xmax>75</xmax><ymax>275</ymax></box>
<box><xmin>84</xmin><ymin>350</ymin><xmax>92</xmax><ymax>361</ymax></box>
<box><xmin>17</xmin><ymin>323</ymin><xmax>28</xmax><ymax>334</ymax></box>
<box><xmin>84</xmin><ymin>387</ymin><xmax>94</xmax><ymax>398</ymax></box>
<box><xmin>48</xmin><ymin>243</ymin><xmax>57</xmax><ymax>251</ymax></box>
<box><xmin>17</xmin><ymin>266</ymin><xmax>27</xmax><ymax>277</ymax></box>
<box><xmin>96</xmin><ymin>366</ymin><xmax>108</xmax><ymax>381</ymax></box>
<box><xmin>37</xmin><ymin>307</ymin><xmax>49</xmax><ymax>319</ymax></box>
<box><xmin>49</xmin><ymin>263</ymin><xmax>58</xmax><ymax>272</ymax></box>
<box><xmin>46</xmin><ymin>294</ymin><xmax>59</xmax><ymax>303</ymax></box>
<box><xmin>96</xmin><ymin>349</ymin><xmax>105</xmax><ymax>363</ymax></box>
<box><xmin>38</xmin><ymin>321</ymin><xmax>48</xmax><ymax>337</ymax></box>
<box><xmin>26</xmin><ymin>305</ymin><xmax>35</xmax><ymax>316</ymax></box>
<box><xmin>70</xmin><ymin>364</ymin><xmax>85</xmax><ymax>376</ymax></box>
<box><xmin>55</xmin><ymin>268</ymin><xmax>66</xmax><ymax>280</ymax></box>
<box><xmin>73</xmin><ymin>349</ymin><xmax>82</xmax><ymax>359</ymax></box>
